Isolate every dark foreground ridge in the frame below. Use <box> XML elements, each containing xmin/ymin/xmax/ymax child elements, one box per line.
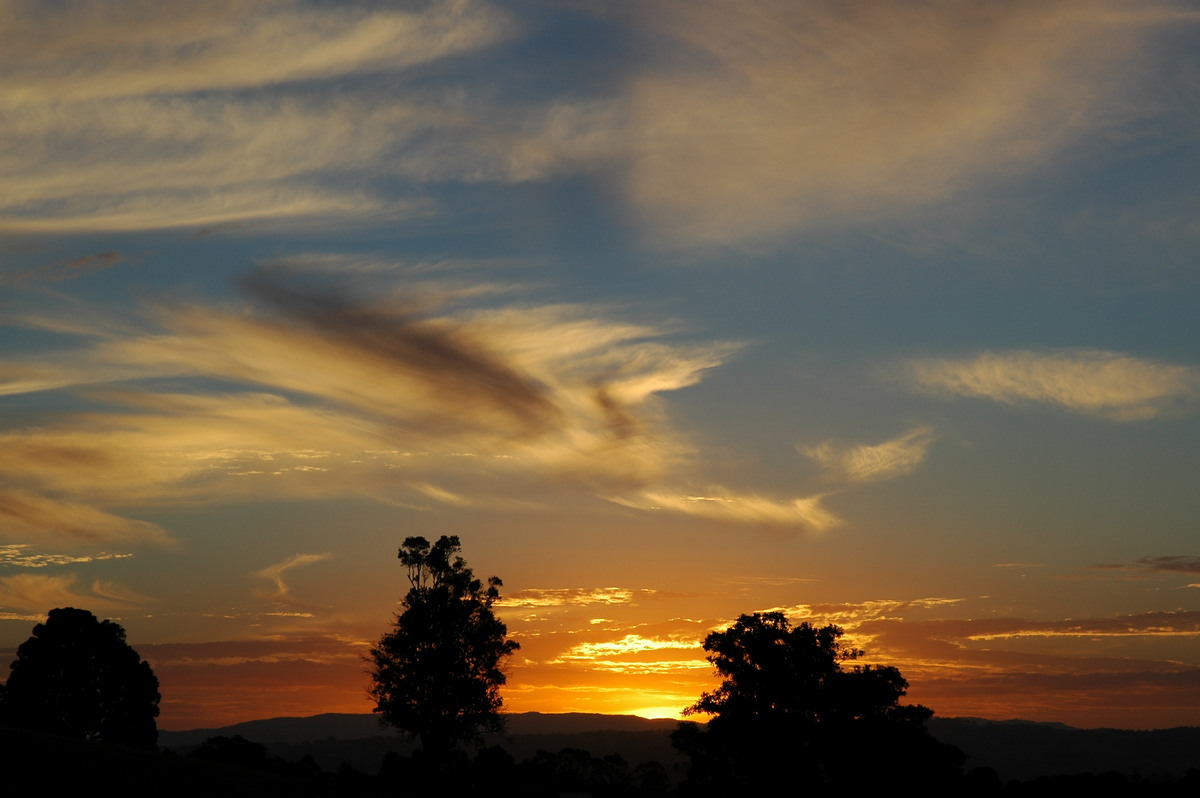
<box><xmin>161</xmin><ymin>711</ymin><xmax>1200</xmax><ymax>783</ymax></box>
<box><xmin>11</xmin><ymin>711</ymin><xmax>1200</xmax><ymax>796</ymax></box>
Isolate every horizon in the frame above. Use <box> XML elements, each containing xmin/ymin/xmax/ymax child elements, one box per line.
<box><xmin>155</xmin><ymin>707</ymin><xmax>1176</xmax><ymax>736</ymax></box>
<box><xmin>4</xmin><ymin>1</ymin><xmax>1200</xmax><ymax>734</ymax></box>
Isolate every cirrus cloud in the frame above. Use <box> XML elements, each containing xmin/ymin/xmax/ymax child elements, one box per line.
<box><xmin>0</xmin><ymin>572</ymin><xmax>152</xmax><ymax>613</ymax></box>
<box><xmin>902</xmin><ymin>349</ymin><xmax>1198</xmax><ymax>420</ymax></box>
<box><xmin>0</xmin><ymin>269</ymin><xmax>827</xmax><ymax>542</ymax></box>
<box><xmin>799</xmin><ymin>425</ymin><xmax>935</xmax><ymax>483</ymax></box>
<box><xmin>625</xmin><ymin>0</ymin><xmax>1196</xmax><ymax>246</ymax></box>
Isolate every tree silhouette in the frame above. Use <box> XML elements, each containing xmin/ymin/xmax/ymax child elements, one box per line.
<box><xmin>369</xmin><ymin>536</ymin><xmax>519</xmax><ymax>765</ymax></box>
<box><xmin>672</xmin><ymin>611</ymin><xmax>962</xmax><ymax>792</ymax></box>
<box><xmin>1</xmin><ymin>607</ymin><xmax>160</xmax><ymax>748</ymax></box>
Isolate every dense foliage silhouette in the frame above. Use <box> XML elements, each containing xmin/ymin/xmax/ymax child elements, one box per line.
<box><xmin>369</xmin><ymin>536</ymin><xmax>519</xmax><ymax>765</ymax></box>
<box><xmin>1</xmin><ymin>606</ymin><xmax>160</xmax><ymax>748</ymax></box>
<box><xmin>672</xmin><ymin>611</ymin><xmax>962</xmax><ymax>793</ymax></box>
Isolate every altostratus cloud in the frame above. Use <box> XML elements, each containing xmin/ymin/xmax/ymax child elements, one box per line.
<box><xmin>903</xmin><ymin>349</ymin><xmax>1198</xmax><ymax>420</ymax></box>
<box><xmin>799</xmin><ymin>426</ymin><xmax>934</xmax><ymax>483</ymax></box>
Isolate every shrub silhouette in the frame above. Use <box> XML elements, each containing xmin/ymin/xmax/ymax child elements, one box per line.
<box><xmin>1</xmin><ymin>607</ymin><xmax>160</xmax><ymax>748</ymax></box>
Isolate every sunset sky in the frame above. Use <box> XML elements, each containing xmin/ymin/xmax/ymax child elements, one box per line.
<box><xmin>3</xmin><ymin>0</ymin><xmax>1200</xmax><ymax>733</ymax></box>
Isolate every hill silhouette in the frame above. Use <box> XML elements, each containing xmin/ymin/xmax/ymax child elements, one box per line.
<box><xmin>160</xmin><ymin>712</ymin><xmax>1200</xmax><ymax>783</ymax></box>
<box><xmin>162</xmin><ymin>712</ymin><xmax>684</xmax><ymax>776</ymax></box>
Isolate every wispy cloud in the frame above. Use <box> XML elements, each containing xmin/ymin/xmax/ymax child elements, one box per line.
<box><xmin>0</xmin><ymin>272</ymin><xmax>756</xmax><ymax>541</ymax></box>
<box><xmin>0</xmin><ymin>251</ymin><xmax>125</xmax><ymax>286</ymax></box>
<box><xmin>254</xmin><ymin>552</ymin><xmax>333</xmax><ymax>605</ymax></box>
<box><xmin>0</xmin><ymin>1</ymin><xmax>614</xmax><ymax>233</ymax></box>
<box><xmin>624</xmin><ymin>1</ymin><xmax>1195</xmax><ymax>246</ymax></box>
<box><xmin>1</xmin><ymin>1</ymin><xmax>513</xmax><ymax>103</ymax></box>
<box><xmin>846</xmin><ymin>609</ymin><xmax>1200</xmax><ymax>727</ymax></box>
<box><xmin>766</xmin><ymin>597</ymin><xmax>965</xmax><ymax>627</ymax></box>
<box><xmin>1090</xmin><ymin>555</ymin><xmax>1200</xmax><ymax>576</ymax></box>
<box><xmin>616</xmin><ymin>489</ymin><xmax>841</xmax><ymax>530</ymax></box>
<box><xmin>0</xmin><ymin>572</ymin><xmax>151</xmax><ymax>613</ymax></box>
<box><xmin>947</xmin><ymin>610</ymin><xmax>1200</xmax><ymax>641</ymax></box>
<box><xmin>504</xmin><ymin>588</ymin><xmax>634</xmax><ymax>608</ymax></box>
<box><xmin>502</xmin><ymin>587</ymin><xmax>694</xmax><ymax>609</ymax></box>
<box><xmin>0</xmin><ymin>490</ymin><xmax>171</xmax><ymax>546</ymax></box>
<box><xmin>0</xmin><ymin>544</ymin><xmax>133</xmax><ymax>569</ymax></box>
<box><xmin>799</xmin><ymin>426</ymin><xmax>934</xmax><ymax>483</ymax></box>
<box><xmin>902</xmin><ymin>349</ymin><xmax>1198</xmax><ymax>420</ymax></box>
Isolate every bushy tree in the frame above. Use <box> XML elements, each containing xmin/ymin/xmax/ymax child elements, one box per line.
<box><xmin>369</xmin><ymin>536</ymin><xmax>519</xmax><ymax>763</ymax></box>
<box><xmin>1</xmin><ymin>607</ymin><xmax>160</xmax><ymax>748</ymax></box>
<box><xmin>672</xmin><ymin>612</ymin><xmax>962</xmax><ymax>792</ymax></box>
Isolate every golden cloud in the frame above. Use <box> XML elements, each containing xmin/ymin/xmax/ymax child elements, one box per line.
<box><xmin>0</xmin><ymin>572</ymin><xmax>152</xmax><ymax>613</ymax></box>
<box><xmin>903</xmin><ymin>349</ymin><xmax>1198</xmax><ymax>419</ymax></box>
<box><xmin>799</xmin><ymin>425</ymin><xmax>935</xmax><ymax>483</ymax></box>
<box><xmin>617</xmin><ymin>489</ymin><xmax>842</xmax><ymax>529</ymax></box>
<box><xmin>0</xmin><ymin>1</ymin><xmax>620</xmax><ymax>233</ymax></box>
<box><xmin>0</xmin><ymin>544</ymin><xmax>133</xmax><ymax>568</ymax></box>
<box><xmin>503</xmin><ymin>587</ymin><xmax>636</xmax><ymax>608</ymax></box>
<box><xmin>0</xmin><ymin>275</ymin><xmax>761</xmax><ymax>542</ymax></box>
<box><xmin>0</xmin><ymin>490</ymin><xmax>171</xmax><ymax>545</ymax></box>
<box><xmin>253</xmin><ymin>552</ymin><xmax>334</xmax><ymax>605</ymax></box>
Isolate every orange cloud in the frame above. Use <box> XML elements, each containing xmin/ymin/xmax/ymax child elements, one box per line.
<box><xmin>0</xmin><ymin>572</ymin><xmax>152</xmax><ymax>613</ymax></box>
<box><xmin>253</xmin><ymin>552</ymin><xmax>333</xmax><ymax>605</ymax></box>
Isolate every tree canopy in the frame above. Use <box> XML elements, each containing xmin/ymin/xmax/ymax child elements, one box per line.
<box><xmin>1</xmin><ymin>607</ymin><xmax>160</xmax><ymax>748</ymax></box>
<box><xmin>369</xmin><ymin>536</ymin><xmax>519</xmax><ymax>763</ymax></box>
<box><xmin>672</xmin><ymin>611</ymin><xmax>962</xmax><ymax>792</ymax></box>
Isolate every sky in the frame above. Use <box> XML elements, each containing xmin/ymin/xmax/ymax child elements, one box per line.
<box><xmin>2</xmin><ymin>0</ymin><xmax>1200</xmax><ymax>732</ymax></box>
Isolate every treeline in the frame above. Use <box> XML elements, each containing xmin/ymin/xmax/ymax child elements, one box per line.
<box><xmin>167</xmin><ymin>732</ymin><xmax>1200</xmax><ymax>797</ymax></box>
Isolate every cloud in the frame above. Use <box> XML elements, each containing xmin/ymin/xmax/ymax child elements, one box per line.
<box><xmin>503</xmin><ymin>588</ymin><xmax>635</xmax><ymax>608</ymax></box>
<box><xmin>799</xmin><ymin>426</ymin><xmax>934</xmax><ymax>483</ymax></box>
<box><xmin>0</xmin><ymin>490</ymin><xmax>171</xmax><ymax>545</ymax></box>
<box><xmin>501</xmin><ymin>587</ymin><xmax>695</xmax><ymax>609</ymax></box>
<box><xmin>5</xmin><ymin>2</ymin><xmax>1194</xmax><ymax>242</ymax></box>
<box><xmin>624</xmin><ymin>1</ymin><xmax>1194</xmax><ymax>245</ymax></box>
<box><xmin>902</xmin><ymin>349</ymin><xmax>1198</xmax><ymax>419</ymax></box>
<box><xmin>616</xmin><ymin>489</ymin><xmax>841</xmax><ymax>530</ymax></box>
<box><xmin>954</xmin><ymin>611</ymin><xmax>1200</xmax><ymax>640</ymax></box>
<box><xmin>0</xmin><ymin>572</ymin><xmax>151</xmax><ymax>613</ymax></box>
<box><xmin>0</xmin><ymin>272</ymin><xmax>757</xmax><ymax>540</ymax></box>
<box><xmin>254</xmin><ymin>552</ymin><xmax>333</xmax><ymax>604</ymax></box>
<box><xmin>766</xmin><ymin>598</ymin><xmax>965</xmax><ymax>627</ymax></box>
<box><xmin>1090</xmin><ymin>556</ymin><xmax>1200</xmax><ymax>576</ymax></box>
<box><xmin>1</xmin><ymin>0</ymin><xmax>512</xmax><ymax>103</ymax></box>
<box><xmin>0</xmin><ymin>1</ymin><xmax>621</xmax><ymax>233</ymax></box>
<box><xmin>0</xmin><ymin>251</ymin><xmax>125</xmax><ymax>287</ymax></box>
<box><xmin>533</xmin><ymin>618</ymin><xmax>714</xmax><ymax>678</ymax></box>
<box><xmin>0</xmin><ymin>544</ymin><xmax>133</xmax><ymax>569</ymax></box>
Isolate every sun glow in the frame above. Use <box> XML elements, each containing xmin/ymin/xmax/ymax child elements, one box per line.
<box><xmin>630</xmin><ymin>706</ymin><xmax>691</xmax><ymax>721</ymax></box>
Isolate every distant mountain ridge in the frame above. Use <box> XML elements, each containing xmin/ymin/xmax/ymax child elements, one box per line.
<box><xmin>160</xmin><ymin>712</ymin><xmax>1200</xmax><ymax>782</ymax></box>
<box><xmin>160</xmin><ymin>711</ymin><xmax>679</xmax><ymax>747</ymax></box>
